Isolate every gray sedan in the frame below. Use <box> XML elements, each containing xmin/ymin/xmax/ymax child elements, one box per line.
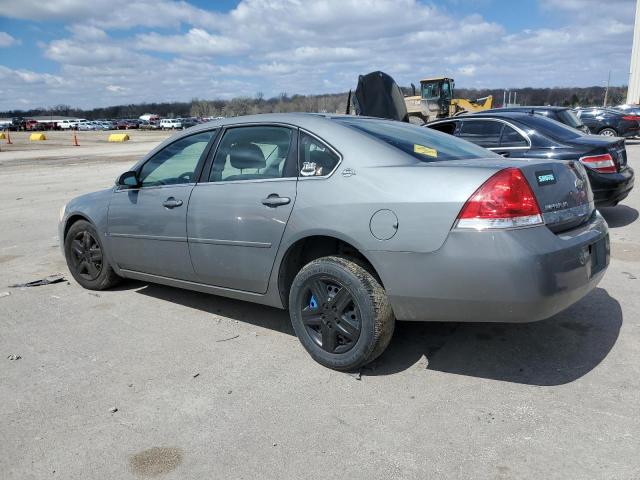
<box><xmin>59</xmin><ymin>113</ymin><xmax>609</xmax><ymax>370</ymax></box>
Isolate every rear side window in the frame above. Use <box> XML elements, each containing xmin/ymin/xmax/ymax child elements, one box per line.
<box><xmin>209</xmin><ymin>126</ymin><xmax>295</xmax><ymax>182</ymax></box>
<box><xmin>336</xmin><ymin>118</ymin><xmax>497</xmax><ymax>162</ymax></box>
<box><xmin>500</xmin><ymin>125</ymin><xmax>528</xmax><ymax>147</ymax></box>
<box><xmin>299</xmin><ymin>132</ymin><xmax>340</xmax><ymax>177</ymax></box>
<box><xmin>458</xmin><ymin>120</ymin><xmax>502</xmax><ymax>148</ymax></box>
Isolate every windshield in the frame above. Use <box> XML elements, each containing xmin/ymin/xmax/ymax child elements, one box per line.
<box><xmin>335</xmin><ymin>117</ymin><xmax>500</xmax><ymax>162</ymax></box>
<box><xmin>421</xmin><ymin>81</ymin><xmax>440</xmax><ymax>100</ymax></box>
<box><xmin>557</xmin><ymin>109</ymin><xmax>584</xmax><ymax>128</ymax></box>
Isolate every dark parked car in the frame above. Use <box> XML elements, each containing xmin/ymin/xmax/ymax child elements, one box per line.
<box><xmin>427</xmin><ymin>111</ymin><xmax>634</xmax><ymax>207</ymax></box>
<box><xmin>116</xmin><ymin>119</ymin><xmax>140</xmax><ymax>130</ymax></box>
<box><xmin>481</xmin><ymin>106</ymin><xmax>590</xmax><ymax>133</ymax></box>
<box><xmin>574</xmin><ymin>107</ymin><xmax>640</xmax><ymax>138</ymax></box>
<box><xmin>614</xmin><ymin>104</ymin><xmax>640</xmax><ymax>116</ymax></box>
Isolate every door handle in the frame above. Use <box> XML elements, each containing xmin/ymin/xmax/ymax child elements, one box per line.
<box><xmin>162</xmin><ymin>197</ymin><xmax>183</xmax><ymax>209</ymax></box>
<box><xmin>261</xmin><ymin>194</ymin><xmax>291</xmax><ymax>207</ymax></box>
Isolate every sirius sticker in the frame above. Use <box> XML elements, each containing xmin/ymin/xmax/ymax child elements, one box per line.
<box><xmin>536</xmin><ymin>170</ymin><xmax>556</xmax><ymax>186</ymax></box>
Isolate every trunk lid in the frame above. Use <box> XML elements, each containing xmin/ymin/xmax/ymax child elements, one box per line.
<box><xmin>518</xmin><ymin>160</ymin><xmax>594</xmax><ymax>232</ymax></box>
<box><xmin>569</xmin><ymin>136</ymin><xmax>627</xmax><ymax>171</ymax></box>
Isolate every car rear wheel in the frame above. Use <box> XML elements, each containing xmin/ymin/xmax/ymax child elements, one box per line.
<box><xmin>599</xmin><ymin>127</ymin><xmax>617</xmax><ymax>137</ymax></box>
<box><xmin>289</xmin><ymin>256</ymin><xmax>395</xmax><ymax>371</ymax></box>
<box><xmin>64</xmin><ymin>220</ymin><xmax>121</xmax><ymax>290</ymax></box>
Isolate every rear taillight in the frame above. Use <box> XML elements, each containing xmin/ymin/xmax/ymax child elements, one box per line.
<box><xmin>579</xmin><ymin>153</ymin><xmax>616</xmax><ymax>173</ymax></box>
<box><xmin>622</xmin><ymin>115</ymin><xmax>640</xmax><ymax>121</ymax></box>
<box><xmin>455</xmin><ymin>168</ymin><xmax>542</xmax><ymax>230</ymax></box>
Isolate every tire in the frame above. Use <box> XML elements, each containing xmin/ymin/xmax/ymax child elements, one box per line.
<box><xmin>64</xmin><ymin>220</ymin><xmax>121</xmax><ymax>290</ymax></box>
<box><xmin>599</xmin><ymin>127</ymin><xmax>617</xmax><ymax>137</ymax></box>
<box><xmin>408</xmin><ymin>116</ymin><xmax>425</xmax><ymax>126</ymax></box>
<box><xmin>289</xmin><ymin>256</ymin><xmax>395</xmax><ymax>371</ymax></box>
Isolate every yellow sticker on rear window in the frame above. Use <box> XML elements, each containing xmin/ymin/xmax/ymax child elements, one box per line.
<box><xmin>414</xmin><ymin>144</ymin><xmax>438</xmax><ymax>157</ymax></box>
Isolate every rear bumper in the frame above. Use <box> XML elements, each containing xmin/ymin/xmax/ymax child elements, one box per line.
<box><xmin>368</xmin><ymin>212</ymin><xmax>609</xmax><ymax>323</ymax></box>
<box><xmin>590</xmin><ymin>167</ymin><xmax>634</xmax><ymax>207</ymax></box>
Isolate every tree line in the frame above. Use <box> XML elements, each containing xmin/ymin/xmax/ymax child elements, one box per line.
<box><xmin>1</xmin><ymin>86</ymin><xmax>628</xmax><ymax>120</ymax></box>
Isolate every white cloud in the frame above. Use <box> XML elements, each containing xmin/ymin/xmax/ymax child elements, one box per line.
<box><xmin>0</xmin><ymin>31</ymin><xmax>19</xmax><ymax>47</ymax></box>
<box><xmin>137</xmin><ymin>28</ymin><xmax>249</xmax><ymax>56</ymax></box>
<box><xmin>0</xmin><ymin>0</ymin><xmax>222</xmax><ymax>29</ymax></box>
<box><xmin>0</xmin><ymin>0</ymin><xmax>636</xmax><ymax>110</ymax></box>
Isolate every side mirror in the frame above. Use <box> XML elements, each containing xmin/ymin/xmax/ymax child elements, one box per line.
<box><xmin>117</xmin><ymin>170</ymin><xmax>140</xmax><ymax>188</ymax></box>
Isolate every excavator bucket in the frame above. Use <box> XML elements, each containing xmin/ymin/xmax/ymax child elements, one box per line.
<box><xmin>354</xmin><ymin>71</ymin><xmax>409</xmax><ymax>122</ymax></box>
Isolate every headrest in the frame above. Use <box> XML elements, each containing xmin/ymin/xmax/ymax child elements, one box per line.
<box><xmin>309</xmin><ymin>149</ymin><xmax>335</xmax><ymax>168</ymax></box>
<box><xmin>229</xmin><ymin>143</ymin><xmax>265</xmax><ymax>170</ymax></box>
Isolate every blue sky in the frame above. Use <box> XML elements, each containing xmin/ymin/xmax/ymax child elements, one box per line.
<box><xmin>0</xmin><ymin>0</ymin><xmax>636</xmax><ymax>110</ymax></box>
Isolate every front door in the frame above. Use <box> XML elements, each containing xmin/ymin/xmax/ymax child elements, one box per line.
<box><xmin>107</xmin><ymin>130</ymin><xmax>216</xmax><ymax>280</ymax></box>
<box><xmin>188</xmin><ymin>125</ymin><xmax>298</xmax><ymax>293</ymax></box>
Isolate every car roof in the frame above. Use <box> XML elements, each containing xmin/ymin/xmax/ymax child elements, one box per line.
<box><xmin>430</xmin><ymin>111</ymin><xmax>537</xmax><ymax>122</ymax></box>
<box><xmin>484</xmin><ymin>106</ymin><xmax>570</xmax><ymax>113</ymax></box>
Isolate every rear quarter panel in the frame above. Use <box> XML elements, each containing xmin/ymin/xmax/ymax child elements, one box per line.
<box><xmin>284</xmin><ymin>161</ymin><xmax>500</xmax><ymax>255</ymax></box>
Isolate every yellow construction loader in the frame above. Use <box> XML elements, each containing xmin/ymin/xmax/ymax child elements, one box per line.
<box><xmin>404</xmin><ymin>77</ymin><xmax>493</xmax><ymax>124</ymax></box>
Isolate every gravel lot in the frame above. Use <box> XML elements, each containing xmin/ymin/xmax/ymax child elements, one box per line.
<box><xmin>0</xmin><ymin>132</ymin><xmax>638</xmax><ymax>479</ymax></box>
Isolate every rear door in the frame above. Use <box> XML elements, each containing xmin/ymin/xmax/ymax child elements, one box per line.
<box><xmin>187</xmin><ymin>124</ymin><xmax>299</xmax><ymax>293</ymax></box>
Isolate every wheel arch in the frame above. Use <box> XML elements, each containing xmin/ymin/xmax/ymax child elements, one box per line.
<box><xmin>63</xmin><ymin>213</ymin><xmax>93</xmax><ymax>240</ymax></box>
<box><xmin>276</xmin><ymin>233</ymin><xmax>384</xmax><ymax>309</ymax></box>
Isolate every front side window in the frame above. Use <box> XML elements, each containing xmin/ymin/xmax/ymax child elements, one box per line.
<box><xmin>209</xmin><ymin>126</ymin><xmax>294</xmax><ymax>182</ymax></box>
<box><xmin>299</xmin><ymin>132</ymin><xmax>340</xmax><ymax>177</ymax></box>
<box><xmin>139</xmin><ymin>130</ymin><xmax>215</xmax><ymax>187</ymax></box>
<box><xmin>458</xmin><ymin>120</ymin><xmax>503</xmax><ymax>148</ymax></box>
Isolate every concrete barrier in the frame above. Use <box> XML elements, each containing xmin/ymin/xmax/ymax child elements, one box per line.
<box><xmin>108</xmin><ymin>133</ymin><xmax>130</xmax><ymax>142</ymax></box>
<box><xmin>29</xmin><ymin>133</ymin><xmax>47</xmax><ymax>141</ymax></box>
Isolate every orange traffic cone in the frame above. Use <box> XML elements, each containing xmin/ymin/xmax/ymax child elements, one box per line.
<box><xmin>73</xmin><ymin>130</ymin><xmax>79</xmax><ymax>146</ymax></box>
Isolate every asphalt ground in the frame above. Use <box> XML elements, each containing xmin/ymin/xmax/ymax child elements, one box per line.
<box><xmin>0</xmin><ymin>132</ymin><xmax>638</xmax><ymax>479</ymax></box>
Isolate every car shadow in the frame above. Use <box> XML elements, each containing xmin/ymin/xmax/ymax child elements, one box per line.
<box><xmin>132</xmin><ymin>283</ymin><xmax>621</xmax><ymax>386</ymax></box>
<box><xmin>134</xmin><ymin>282</ymin><xmax>295</xmax><ymax>335</ymax></box>
<box><xmin>364</xmin><ymin>288</ymin><xmax>621</xmax><ymax>385</ymax></box>
<box><xmin>599</xmin><ymin>205</ymin><xmax>639</xmax><ymax>228</ymax></box>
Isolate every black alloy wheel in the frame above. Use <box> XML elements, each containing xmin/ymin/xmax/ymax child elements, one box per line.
<box><xmin>69</xmin><ymin>230</ymin><xmax>103</xmax><ymax>281</ymax></box>
<box><xmin>301</xmin><ymin>277</ymin><xmax>362</xmax><ymax>354</ymax></box>
<box><xmin>289</xmin><ymin>256</ymin><xmax>395</xmax><ymax>371</ymax></box>
<box><xmin>64</xmin><ymin>219</ymin><xmax>121</xmax><ymax>290</ymax></box>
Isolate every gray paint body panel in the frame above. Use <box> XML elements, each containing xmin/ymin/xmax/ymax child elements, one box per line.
<box><xmin>59</xmin><ymin>113</ymin><xmax>609</xmax><ymax>322</ymax></box>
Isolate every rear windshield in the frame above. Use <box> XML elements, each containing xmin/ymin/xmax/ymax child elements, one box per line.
<box><xmin>335</xmin><ymin>117</ymin><xmax>498</xmax><ymax>161</ymax></box>
<box><xmin>556</xmin><ymin>109</ymin><xmax>584</xmax><ymax>128</ymax></box>
<box><xmin>514</xmin><ymin>114</ymin><xmax>584</xmax><ymax>141</ymax></box>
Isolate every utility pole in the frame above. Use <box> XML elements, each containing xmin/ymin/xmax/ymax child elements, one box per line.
<box><xmin>603</xmin><ymin>70</ymin><xmax>611</xmax><ymax>107</ymax></box>
<box><xmin>628</xmin><ymin>0</ymin><xmax>640</xmax><ymax>104</ymax></box>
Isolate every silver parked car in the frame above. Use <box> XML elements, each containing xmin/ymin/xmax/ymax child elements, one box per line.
<box><xmin>59</xmin><ymin>113</ymin><xmax>609</xmax><ymax>370</ymax></box>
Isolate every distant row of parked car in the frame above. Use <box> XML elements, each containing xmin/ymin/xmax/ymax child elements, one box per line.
<box><xmin>2</xmin><ymin>116</ymin><xmax>219</xmax><ymax>132</ymax></box>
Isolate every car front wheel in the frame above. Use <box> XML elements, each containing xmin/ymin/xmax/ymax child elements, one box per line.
<box><xmin>599</xmin><ymin>127</ymin><xmax>617</xmax><ymax>137</ymax></box>
<box><xmin>289</xmin><ymin>256</ymin><xmax>395</xmax><ymax>371</ymax></box>
<box><xmin>64</xmin><ymin>220</ymin><xmax>121</xmax><ymax>290</ymax></box>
